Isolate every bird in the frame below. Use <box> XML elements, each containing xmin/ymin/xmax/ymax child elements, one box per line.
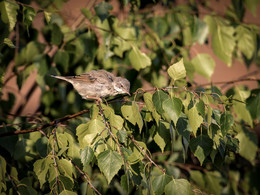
<box><xmin>50</xmin><ymin>70</ymin><xmax>130</xmax><ymax>102</ymax></box>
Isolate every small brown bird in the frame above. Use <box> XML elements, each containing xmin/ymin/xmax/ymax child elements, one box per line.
<box><xmin>50</xmin><ymin>70</ymin><xmax>130</xmax><ymax>102</ymax></box>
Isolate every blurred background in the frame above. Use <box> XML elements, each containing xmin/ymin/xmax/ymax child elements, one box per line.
<box><xmin>2</xmin><ymin>0</ymin><xmax>260</xmax><ymax>116</ymax></box>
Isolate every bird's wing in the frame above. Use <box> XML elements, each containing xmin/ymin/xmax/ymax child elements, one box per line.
<box><xmin>62</xmin><ymin>72</ymin><xmax>98</xmax><ymax>83</ymax></box>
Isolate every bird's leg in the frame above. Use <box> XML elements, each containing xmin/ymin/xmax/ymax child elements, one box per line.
<box><xmin>86</xmin><ymin>96</ymin><xmax>103</xmax><ymax>103</ymax></box>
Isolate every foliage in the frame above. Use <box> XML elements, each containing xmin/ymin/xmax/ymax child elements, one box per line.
<box><xmin>0</xmin><ymin>0</ymin><xmax>260</xmax><ymax>194</ymax></box>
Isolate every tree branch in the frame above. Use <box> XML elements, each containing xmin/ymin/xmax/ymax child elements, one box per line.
<box><xmin>0</xmin><ymin>109</ymin><xmax>89</xmax><ymax>137</ymax></box>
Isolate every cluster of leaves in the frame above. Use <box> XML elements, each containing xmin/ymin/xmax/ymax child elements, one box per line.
<box><xmin>0</xmin><ymin>0</ymin><xmax>260</xmax><ymax>194</ymax></box>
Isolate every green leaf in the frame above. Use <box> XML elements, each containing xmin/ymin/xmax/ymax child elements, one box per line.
<box><xmin>245</xmin><ymin>0</ymin><xmax>259</xmax><ymax>16</ymax></box>
<box><xmin>113</xmin><ymin>38</ymin><xmax>131</xmax><ymax>57</ymax></box>
<box><xmin>236</xmin><ymin>127</ymin><xmax>258</xmax><ymax>163</ymax></box>
<box><xmin>0</xmin><ymin>156</ymin><xmax>7</xmax><ymax>182</ymax></box>
<box><xmin>54</xmin><ymin>50</ymin><xmax>69</xmax><ymax>73</ymax></box>
<box><xmin>152</xmin><ymin>90</ymin><xmax>169</xmax><ymax>115</ymax></box>
<box><xmin>162</xmin><ymin>97</ymin><xmax>183</xmax><ymax>124</ymax></box>
<box><xmin>109</xmin><ymin>113</ymin><xmax>124</xmax><ymax>131</ymax></box>
<box><xmin>94</xmin><ymin>2</ymin><xmax>112</xmax><ymax>22</ymax></box>
<box><xmin>220</xmin><ymin>111</ymin><xmax>234</xmax><ymax>135</ymax></box>
<box><xmin>192</xmin><ymin>17</ymin><xmax>208</xmax><ymax>44</ymax></box>
<box><xmin>0</xmin><ymin>0</ymin><xmax>19</xmax><ymax>31</ymax></box>
<box><xmin>190</xmin><ymin>170</ymin><xmax>205</xmax><ymax>188</ymax></box>
<box><xmin>117</xmin><ymin>130</ymin><xmax>127</xmax><ymax>144</ymax></box>
<box><xmin>97</xmin><ymin>150</ymin><xmax>123</xmax><ymax>184</ymax></box>
<box><xmin>152</xmin><ymin>174</ymin><xmax>172</xmax><ymax>195</ymax></box>
<box><xmin>51</xmin><ymin>23</ymin><xmax>63</xmax><ymax>46</ymax></box>
<box><xmin>76</xmin><ymin>119</ymin><xmax>106</xmax><ymax>147</ymax></box>
<box><xmin>127</xmin><ymin>141</ymin><xmax>147</xmax><ymax>163</ymax></box>
<box><xmin>57</xmin><ymin>159</ymin><xmax>74</xmax><ymax>182</ymax></box>
<box><xmin>154</xmin><ymin>121</ymin><xmax>170</xmax><ymax>152</ymax></box>
<box><xmin>129</xmin><ymin>45</ymin><xmax>151</xmax><ymax>71</ymax></box>
<box><xmin>212</xmin><ymin>25</ymin><xmax>235</xmax><ymax>66</ymax></box>
<box><xmin>143</xmin><ymin>92</ymin><xmax>161</xmax><ymax>125</ymax></box>
<box><xmin>204</xmin><ymin>16</ymin><xmax>235</xmax><ymax>66</ymax></box>
<box><xmin>186</xmin><ymin>106</ymin><xmax>203</xmax><ymax>136</ymax></box>
<box><xmin>204</xmin><ymin>171</ymin><xmax>222</xmax><ymax>195</ymax></box>
<box><xmin>80</xmin><ymin>146</ymin><xmax>94</xmax><ymax>168</ymax></box>
<box><xmin>59</xmin><ymin>190</ymin><xmax>77</xmax><ymax>195</ymax></box>
<box><xmin>14</xmin><ymin>139</ymin><xmax>37</xmax><ymax>162</ymax></box>
<box><xmin>81</xmin><ymin>8</ymin><xmax>92</xmax><ymax>19</ymax></box>
<box><xmin>167</xmin><ymin>58</ymin><xmax>186</xmax><ymax>81</ymax></box>
<box><xmin>3</xmin><ymin>38</ymin><xmax>15</xmax><ymax>48</ymax></box>
<box><xmin>233</xmin><ymin>87</ymin><xmax>253</xmax><ymax>127</ymax></box>
<box><xmin>236</xmin><ymin>25</ymin><xmax>256</xmax><ymax>59</ymax></box>
<box><xmin>176</xmin><ymin>117</ymin><xmax>191</xmax><ymax>141</ymax></box>
<box><xmin>191</xmin><ymin>54</ymin><xmax>215</xmax><ymax>80</ymax></box>
<box><xmin>23</xmin><ymin>6</ymin><xmax>36</xmax><ymax>31</ymax></box>
<box><xmin>44</xmin><ymin>11</ymin><xmax>52</xmax><ymax>24</ymax></box>
<box><xmin>189</xmin><ymin>135</ymin><xmax>213</xmax><ymax>165</ymax></box>
<box><xmin>15</xmin><ymin>41</ymin><xmax>45</xmax><ymax>65</ymax></box>
<box><xmin>164</xmin><ymin>179</ymin><xmax>191</xmax><ymax>195</ymax></box>
<box><xmin>196</xmin><ymin>99</ymin><xmax>205</xmax><ymax>118</ymax></box>
<box><xmin>121</xmin><ymin>102</ymin><xmax>143</xmax><ymax>132</ymax></box>
<box><xmin>33</xmin><ymin>158</ymin><xmax>52</xmax><ymax>188</ymax></box>
<box><xmin>246</xmin><ymin>89</ymin><xmax>260</xmax><ymax>121</ymax></box>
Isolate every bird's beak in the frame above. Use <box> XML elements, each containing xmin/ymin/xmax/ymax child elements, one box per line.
<box><xmin>124</xmin><ymin>90</ymin><xmax>131</xmax><ymax>96</ymax></box>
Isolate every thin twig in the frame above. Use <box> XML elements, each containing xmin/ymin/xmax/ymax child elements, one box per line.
<box><xmin>0</xmin><ymin>109</ymin><xmax>89</xmax><ymax>137</ymax></box>
<box><xmin>97</xmin><ymin>101</ymin><xmax>129</xmax><ymax>169</ymax></box>
<box><xmin>51</xmin><ymin>127</ymin><xmax>60</xmax><ymax>194</ymax></box>
<box><xmin>71</xmin><ymin>161</ymin><xmax>102</xmax><ymax>195</ymax></box>
<box><xmin>128</xmin><ymin>135</ymin><xmax>166</xmax><ymax>174</ymax></box>
<box><xmin>196</xmin><ymin>78</ymin><xmax>259</xmax><ymax>89</ymax></box>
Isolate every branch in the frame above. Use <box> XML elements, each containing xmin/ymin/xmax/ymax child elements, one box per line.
<box><xmin>0</xmin><ymin>109</ymin><xmax>89</xmax><ymax>137</ymax></box>
<box><xmin>97</xmin><ymin>101</ymin><xmax>130</xmax><ymax>170</ymax></box>
<box><xmin>128</xmin><ymin>135</ymin><xmax>166</xmax><ymax>174</ymax></box>
<box><xmin>194</xmin><ymin>73</ymin><xmax>260</xmax><ymax>89</ymax></box>
<box><xmin>71</xmin><ymin>161</ymin><xmax>102</xmax><ymax>195</ymax></box>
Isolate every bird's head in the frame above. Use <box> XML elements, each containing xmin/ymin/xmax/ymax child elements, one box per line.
<box><xmin>113</xmin><ymin>77</ymin><xmax>130</xmax><ymax>96</ymax></box>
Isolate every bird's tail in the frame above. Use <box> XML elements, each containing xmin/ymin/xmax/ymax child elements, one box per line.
<box><xmin>49</xmin><ymin>74</ymin><xmax>73</xmax><ymax>83</ymax></box>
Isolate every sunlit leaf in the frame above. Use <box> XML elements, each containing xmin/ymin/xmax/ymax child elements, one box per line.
<box><xmin>167</xmin><ymin>58</ymin><xmax>186</xmax><ymax>81</ymax></box>
<box><xmin>164</xmin><ymin>179</ymin><xmax>191</xmax><ymax>195</ymax></box>
<box><xmin>33</xmin><ymin>158</ymin><xmax>52</xmax><ymax>188</ymax></box>
<box><xmin>186</xmin><ymin>106</ymin><xmax>203</xmax><ymax>136</ymax></box>
<box><xmin>44</xmin><ymin>11</ymin><xmax>52</xmax><ymax>24</ymax></box>
<box><xmin>121</xmin><ymin>102</ymin><xmax>143</xmax><ymax>132</ymax></box>
<box><xmin>152</xmin><ymin>174</ymin><xmax>172</xmax><ymax>195</ymax></box>
<box><xmin>233</xmin><ymin>87</ymin><xmax>253</xmax><ymax>127</ymax></box>
<box><xmin>23</xmin><ymin>6</ymin><xmax>36</xmax><ymax>33</ymax></box>
<box><xmin>129</xmin><ymin>45</ymin><xmax>151</xmax><ymax>71</ymax></box>
<box><xmin>236</xmin><ymin>25</ymin><xmax>256</xmax><ymax>59</ymax></box>
<box><xmin>236</xmin><ymin>127</ymin><xmax>258</xmax><ymax>163</ymax></box>
<box><xmin>3</xmin><ymin>38</ymin><xmax>15</xmax><ymax>48</ymax></box>
<box><xmin>191</xmin><ymin>54</ymin><xmax>215</xmax><ymax>80</ymax></box>
<box><xmin>80</xmin><ymin>146</ymin><xmax>94</xmax><ymax>169</ymax></box>
<box><xmin>153</xmin><ymin>121</ymin><xmax>170</xmax><ymax>152</ymax></box>
<box><xmin>76</xmin><ymin>119</ymin><xmax>106</xmax><ymax>147</ymax></box>
<box><xmin>204</xmin><ymin>16</ymin><xmax>235</xmax><ymax>66</ymax></box>
<box><xmin>0</xmin><ymin>0</ymin><xmax>19</xmax><ymax>31</ymax></box>
<box><xmin>143</xmin><ymin>92</ymin><xmax>161</xmax><ymax>125</ymax></box>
